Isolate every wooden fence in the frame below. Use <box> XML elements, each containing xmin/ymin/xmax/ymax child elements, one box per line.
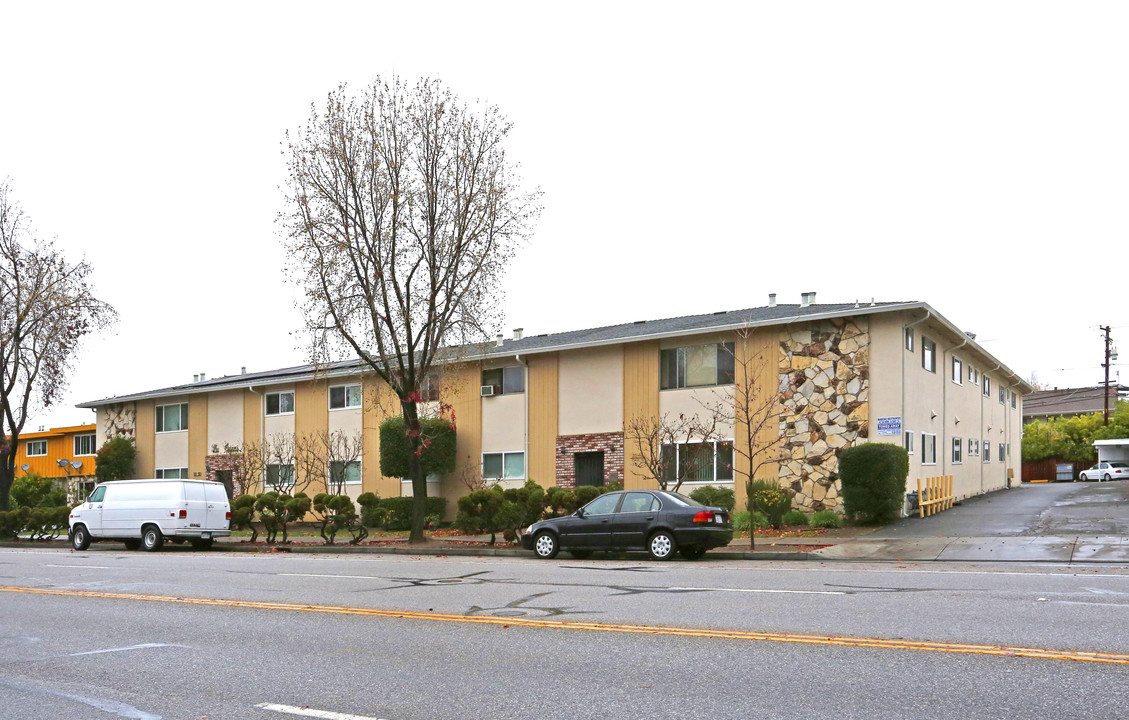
<box><xmin>918</xmin><ymin>475</ymin><xmax>954</xmax><ymax>518</ymax></box>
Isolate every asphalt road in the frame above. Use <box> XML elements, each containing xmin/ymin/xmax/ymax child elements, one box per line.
<box><xmin>2</xmin><ymin>548</ymin><xmax>1129</xmax><ymax>719</ymax></box>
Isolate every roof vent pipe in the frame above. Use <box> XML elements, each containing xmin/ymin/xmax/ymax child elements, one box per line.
<box><xmin>496</xmin><ymin>334</ymin><xmax>504</xmax><ymax>347</ymax></box>
<box><xmin>513</xmin><ymin>328</ymin><xmax>523</xmax><ymax>341</ymax></box>
<box><xmin>800</xmin><ymin>293</ymin><xmax>810</xmax><ymax>308</ymax></box>
<box><xmin>241</xmin><ymin>366</ymin><xmax>246</xmax><ymax>375</ymax></box>
<box><xmin>193</xmin><ymin>374</ymin><xmax>199</xmax><ymax>383</ymax></box>
<box><xmin>808</xmin><ymin>291</ymin><xmax>816</xmax><ymax>305</ymax></box>
<box><xmin>768</xmin><ymin>293</ymin><xmax>776</xmax><ymax>307</ymax></box>
<box><xmin>200</xmin><ymin>373</ymin><xmax>205</xmax><ymax>381</ymax></box>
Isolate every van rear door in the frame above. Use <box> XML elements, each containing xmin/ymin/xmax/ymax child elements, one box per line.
<box><xmin>203</xmin><ymin>483</ymin><xmax>230</xmax><ymax>530</ymax></box>
<box><xmin>183</xmin><ymin>482</ymin><xmax>208</xmax><ymax>531</ymax></box>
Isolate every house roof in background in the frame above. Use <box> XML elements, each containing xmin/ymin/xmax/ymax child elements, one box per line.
<box><xmin>1023</xmin><ymin>384</ymin><xmax>1129</xmax><ymax>419</ymax></box>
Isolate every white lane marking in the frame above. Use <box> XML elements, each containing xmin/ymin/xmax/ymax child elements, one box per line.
<box><xmin>280</xmin><ymin>573</ymin><xmax>380</xmax><ymax>580</ymax></box>
<box><xmin>256</xmin><ymin>702</ymin><xmax>387</xmax><ymax>719</ymax></box>
<box><xmin>1054</xmin><ymin>601</ymin><xmax>1129</xmax><ymax>608</ymax></box>
<box><xmin>0</xmin><ymin>678</ymin><xmax>160</xmax><ymax>719</ymax></box>
<box><xmin>46</xmin><ymin>564</ymin><xmax>112</xmax><ymax>569</ymax></box>
<box><xmin>670</xmin><ymin>586</ymin><xmax>847</xmax><ymax>596</ymax></box>
<box><xmin>70</xmin><ymin>643</ymin><xmax>188</xmax><ymax>656</ymax></box>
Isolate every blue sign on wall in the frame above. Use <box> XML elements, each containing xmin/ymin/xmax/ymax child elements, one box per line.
<box><xmin>876</xmin><ymin>416</ymin><xmax>902</xmax><ymax>436</ymax></box>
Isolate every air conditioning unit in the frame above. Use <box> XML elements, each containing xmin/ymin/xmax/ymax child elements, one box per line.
<box><xmin>480</xmin><ymin>385</ymin><xmax>496</xmax><ymax>397</ymax></box>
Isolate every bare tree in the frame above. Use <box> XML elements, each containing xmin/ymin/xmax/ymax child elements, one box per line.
<box><xmin>282</xmin><ymin>77</ymin><xmax>540</xmax><ymax>542</ymax></box>
<box><xmin>699</xmin><ymin>327</ymin><xmax>787</xmax><ymax>548</ymax></box>
<box><xmin>232</xmin><ymin>441</ymin><xmax>266</xmax><ymax>497</ymax></box>
<box><xmin>322</xmin><ymin>430</ymin><xmax>364</xmax><ymax>495</ymax></box>
<box><xmin>625</xmin><ymin>412</ymin><xmax>719</xmax><ymax>493</ymax></box>
<box><xmin>294</xmin><ymin>432</ymin><xmax>328</xmax><ymax>495</ymax></box>
<box><xmin>263</xmin><ymin>433</ymin><xmax>298</xmax><ymax>494</ymax></box>
<box><xmin>0</xmin><ymin>180</ymin><xmax>116</xmax><ymax>510</ymax></box>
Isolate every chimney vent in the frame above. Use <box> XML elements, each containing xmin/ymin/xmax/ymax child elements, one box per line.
<box><xmin>496</xmin><ymin>334</ymin><xmax>504</xmax><ymax>347</ymax></box>
<box><xmin>200</xmin><ymin>372</ymin><xmax>205</xmax><ymax>382</ymax></box>
<box><xmin>808</xmin><ymin>291</ymin><xmax>816</xmax><ymax>305</ymax></box>
<box><xmin>800</xmin><ymin>293</ymin><xmax>810</xmax><ymax>308</ymax></box>
<box><xmin>193</xmin><ymin>374</ymin><xmax>199</xmax><ymax>383</ymax></box>
<box><xmin>768</xmin><ymin>293</ymin><xmax>777</xmax><ymax>307</ymax></box>
<box><xmin>513</xmin><ymin>328</ymin><xmax>523</xmax><ymax>341</ymax></box>
<box><xmin>241</xmin><ymin>366</ymin><xmax>246</xmax><ymax>375</ymax></box>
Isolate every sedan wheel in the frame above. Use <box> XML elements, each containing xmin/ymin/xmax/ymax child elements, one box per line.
<box><xmin>648</xmin><ymin>530</ymin><xmax>677</xmax><ymax>561</ymax></box>
<box><xmin>533</xmin><ymin>531</ymin><xmax>559</xmax><ymax>559</ymax></box>
<box><xmin>1104</xmin><ymin>474</ymin><xmax>1112</xmax><ymax>482</ymax></box>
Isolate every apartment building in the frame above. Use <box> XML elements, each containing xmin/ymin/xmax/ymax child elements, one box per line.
<box><xmin>77</xmin><ymin>298</ymin><xmax>1027</xmax><ymax>516</ymax></box>
<box><xmin>13</xmin><ymin>423</ymin><xmax>99</xmax><ymax>501</ymax></box>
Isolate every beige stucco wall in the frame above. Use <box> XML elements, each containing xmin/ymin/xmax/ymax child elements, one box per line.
<box><xmin>559</xmin><ymin>346</ymin><xmax>623</xmax><ymax>435</ymax></box>
<box><xmin>207</xmin><ymin>390</ymin><xmax>244</xmax><ymax>451</ymax></box>
<box><xmin>658</xmin><ymin>386</ymin><xmax>735</xmax><ymax>438</ymax></box>
<box><xmin>329</xmin><ymin>406</ymin><xmax>363</xmax><ymax>438</ymax></box>
<box><xmin>263</xmin><ymin>388</ymin><xmax>296</xmax><ymax>438</ymax></box>
<box><xmin>481</xmin><ymin>390</ymin><xmax>525</xmax><ymax>454</ymax></box>
<box><xmin>154</xmin><ymin>428</ymin><xmax>189</xmax><ymax>470</ymax></box>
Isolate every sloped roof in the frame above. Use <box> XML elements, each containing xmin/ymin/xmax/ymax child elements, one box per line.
<box><xmin>1023</xmin><ymin>385</ymin><xmax>1129</xmax><ymax>419</ymax></box>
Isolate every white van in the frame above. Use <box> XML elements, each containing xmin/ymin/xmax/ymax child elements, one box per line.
<box><xmin>69</xmin><ymin>479</ymin><xmax>232</xmax><ymax>551</ymax></box>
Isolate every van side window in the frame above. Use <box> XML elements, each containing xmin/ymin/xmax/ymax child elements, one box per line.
<box><xmin>89</xmin><ymin>486</ymin><xmax>106</xmax><ymax>502</ymax></box>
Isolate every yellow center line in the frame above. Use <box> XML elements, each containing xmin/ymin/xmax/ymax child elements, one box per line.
<box><xmin>5</xmin><ymin>585</ymin><xmax>1126</xmax><ymax>665</ymax></box>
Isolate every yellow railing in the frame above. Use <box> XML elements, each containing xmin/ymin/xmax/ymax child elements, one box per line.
<box><xmin>918</xmin><ymin>475</ymin><xmax>954</xmax><ymax>518</ymax></box>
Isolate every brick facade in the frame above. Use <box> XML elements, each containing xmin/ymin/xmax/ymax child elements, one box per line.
<box><xmin>205</xmin><ymin>453</ymin><xmax>245</xmax><ymax>494</ymax></box>
<box><xmin>554</xmin><ymin>431</ymin><xmax>625</xmax><ymax>489</ymax></box>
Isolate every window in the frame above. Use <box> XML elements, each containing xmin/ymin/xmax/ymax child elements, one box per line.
<box><xmin>972</xmin><ymin>367</ymin><xmax>979</xmax><ymax>384</ymax></box>
<box><xmin>968</xmin><ymin>364</ymin><xmax>976</xmax><ymax>383</ymax></box>
<box><xmin>266</xmin><ymin>392</ymin><xmax>295</xmax><ymax>415</ymax></box>
<box><xmin>481</xmin><ymin>367</ymin><xmax>524</xmax><ymax>395</ymax></box>
<box><xmin>952</xmin><ymin>357</ymin><xmax>963</xmax><ymax>385</ymax></box>
<box><xmin>329</xmin><ymin>384</ymin><xmax>362</xmax><ymax>410</ymax></box>
<box><xmin>1011</xmin><ymin>391</ymin><xmax>1017</xmax><ymax>409</ymax></box>
<box><xmin>620</xmin><ymin>492</ymin><xmax>660</xmax><ymax>513</ymax></box>
<box><xmin>921</xmin><ymin>337</ymin><xmax>936</xmax><ymax>373</ymax></box>
<box><xmin>156</xmin><ymin>402</ymin><xmax>189</xmax><ymax>432</ymax></box>
<box><xmin>482</xmin><ymin>451</ymin><xmax>525</xmax><ymax>480</ymax></box>
<box><xmin>421</xmin><ymin>373</ymin><xmax>441</xmax><ymax>402</ymax></box>
<box><xmin>982</xmin><ymin>375</ymin><xmax>990</xmax><ymax>398</ymax></box>
<box><xmin>26</xmin><ymin>440</ymin><xmax>47</xmax><ymax>457</ymax></box>
<box><xmin>905</xmin><ymin>327</ymin><xmax>914</xmax><ymax>351</ymax></box>
<box><xmin>329</xmin><ymin>460</ymin><xmax>361</xmax><ymax>486</ymax></box>
<box><xmin>155</xmin><ymin>467</ymin><xmax>188</xmax><ymax>479</ymax></box>
<box><xmin>983</xmin><ymin>441</ymin><xmax>991</xmax><ymax>463</ymax></box>
<box><xmin>999</xmin><ymin>443</ymin><xmax>1005</xmax><ymax>462</ymax></box>
<box><xmin>904</xmin><ymin>431</ymin><xmax>914</xmax><ymax>454</ymax></box>
<box><xmin>583</xmin><ymin>493</ymin><xmax>620</xmax><ymax>516</ymax></box>
<box><xmin>266</xmin><ymin>463</ymin><xmax>294</xmax><ymax>489</ymax></box>
<box><xmin>921</xmin><ymin>433</ymin><xmax>936</xmax><ymax>465</ymax></box>
<box><xmin>74</xmin><ymin>433</ymin><xmax>97</xmax><ymax>456</ymax></box>
<box><xmin>952</xmin><ymin>437</ymin><xmax>962</xmax><ymax>464</ymax></box>
<box><xmin>999</xmin><ymin>386</ymin><xmax>1006</xmax><ymax>405</ymax></box>
<box><xmin>659</xmin><ymin>342</ymin><xmax>736</xmax><ymax>390</ymax></box>
<box><xmin>968</xmin><ymin>438</ymin><xmax>978</xmax><ymax>457</ymax></box>
<box><xmin>661</xmin><ymin>440</ymin><xmax>735</xmax><ymax>483</ymax></box>
<box><xmin>88</xmin><ymin>486</ymin><xmax>106</xmax><ymax>503</ymax></box>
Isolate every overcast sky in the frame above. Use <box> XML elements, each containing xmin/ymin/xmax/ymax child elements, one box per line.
<box><xmin>2</xmin><ymin>1</ymin><xmax>1125</xmax><ymax>432</ymax></box>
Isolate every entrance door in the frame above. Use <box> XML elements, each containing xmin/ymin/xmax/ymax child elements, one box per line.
<box><xmin>215</xmin><ymin>470</ymin><xmax>234</xmax><ymax>499</ymax></box>
<box><xmin>575</xmin><ymin>451</ymin><xmax>605</xmax><ymax>487</ymax></box>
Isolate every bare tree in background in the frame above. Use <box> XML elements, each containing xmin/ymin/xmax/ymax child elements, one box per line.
<box><xmin>0</xmin><ymin>180</ymin><xmax>116</xmax><ymax>510</ymax></box>
<box><xmin>625</xmin><ymin>413</ymin><xmax>719</xmax><ymax>493</ymax></box>
<box><xmin>699</xmin><ymin>327</ymin><xmax>786</xmax><ymax>548</ymax></box>
<box><xmin>233</xmin><ymin>441</ymin><xmax>267</xmax><ymax>497</ymax></box>
<box><xmin>322</xmin><ymin>430</ymin><xmax>364</xmax><ymax>495</ymax></box>
<box><xmin>294</xmin><ymin>432</ymin><xmax>328</xmax><ymax>495</ymax></box>
<box><xmin>283</xmin><ymin>77</ymin><xmax>540</xmax><ymax>543</ymax></box>
<box><xmin>263</xmin><ymin>433</ymin><xmax>298</xmax><ymax>494</ymax></box>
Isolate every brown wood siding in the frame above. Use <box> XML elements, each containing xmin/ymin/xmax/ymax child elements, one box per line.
<box><xmin>295</xmin><ymin>381</ymin><xmax>329</xmax><ymax>492</ymax></box>
<box><xmin>733</xmin><ymin>328</ymin><xmax>782</xmax><ymax>510</ymax></box>
<box><xmin>622</xmin><ymin>341</ymin><xmax>660</xmax><ymax>490</ymax></box>
<box><xmin>188</xmin><ymin>396</ymin><xmax>208</xmax><ymax>480</ymax></box>
<box><xmin>135</xmin><ymin>400</ymin><xmax>155</xmax><ymax>478</ymax></box>
<box><xmin>242</xmin><ymin>390</ymin><xmax>262</xmax><ymax>450</ymax></box>
<box><xmin>527</xmin><ymin>353</ymin><xmax>558</xmax><ymax>487</ymax></box>
<box><xmin>362</xmin><ymin>374</ymin><xmax>400</xmax><ymax>498</ymax></box>
<box><xmin>440</xmin><ymin>364</ymin><xmax>483</xmax><ymax>511</ymax></box>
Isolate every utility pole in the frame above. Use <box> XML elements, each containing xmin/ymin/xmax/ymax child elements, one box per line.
<box><xmin>1102</xmin><ymin>325</ymin><xmax>1112</xmax><ymax>426</ymax></box>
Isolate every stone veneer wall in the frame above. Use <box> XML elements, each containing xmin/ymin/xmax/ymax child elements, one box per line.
<box><xmin>101</xmin><ymin>402</ymin><xmax>137</xmax><ymax>441</ymax></box>
<box><xmin>778</xmin><ymin>317</ymin><xmax>870</xmax><ymax>512</ymax></box>
<box><xmin>555</xmin><ymin>431</ymin><xmax>625</xmax><ymax>489</ymax></box>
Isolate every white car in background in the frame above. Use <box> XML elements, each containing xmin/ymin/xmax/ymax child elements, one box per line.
<box><xmin>1079</xmin><ymin>462</ymin><xmax>1129</xmax><ymax>482</ymax></box>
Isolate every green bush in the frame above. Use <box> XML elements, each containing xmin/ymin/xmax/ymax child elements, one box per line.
<box><xmin>357</xmin><ymin>492</ymin><xmax>385</xmax><ymax>528</ymax></box>
<box><xmin>378</xmin><ymin>416</ymin><xmax>457</xmax><ymax>478</ymax></box>
<box><xmin>11</xmin><ymin>474</ymin><xmax>66</xmax><ymax>508</ymax></box>
<box><xmin>782</xmin><ymin>510</ymin><xmax>809</xmax><ymax>526</ymax></box>
<box><xmin>230</xmin><ymin>494</ymin><xmax>259</xmax><ymax>541</ymax></box>
<box><xmin>746</xmin><ymin>478</ymin><xmax>792</xmax><ymax>527</ymax></box>
<box><xmin>0</xmin><ymin>510</ymin><xmax>21</xmax><ymax>538</ymax></box>
<box><xmin>542</xmin><ymin>483</ymin><xmax>620</xmax><ymax>518</ymax></box>
<box><xmin>376</xmin><ymin>496</ymin><xmax>448</xmax><ymax>531</ymax></box>
<box><xmin>810</xmin><ymin>510</ymin><xmax>843</xmax><ymax>529</ymax></box>
<box><xmin>24</xmin><ymin>506</ymin><xmax>69</xmax><ymax>540</ymax></box>
<box><xmin>839</xmin><ymin>443</ymin><xmax>909</xmax><ymax>524</ymax></box>
<box><xmin>689</xmin><ymin>485</ymin><xmax>736</xmax><ymax>511</ymax></box>
<box><xmin>751</xmin><ymin>510</ymin><xmax>770</xmax><ymax>530</ymax></box>
<box><xmin>731</xmin><ymin>510</ymin><xmax>750</xmax><ymax>532</ymax></box>
<box><xmin>96</xmin><ymin>436</ymin><xmax>136</xmax><ymax>482</ymax></box>
<box><xmin>253</xmin><ymin>492</ymin><xmax>312</xmax><ymax>543</ymax></box>
<box><xmin>456</xmin><ymin>486</ymin><xmax>521</xmax><ymax>545</ymax></box>
<box><xmin>312</xmin><ymin>493</ymin><xmax>366</xmax><ymax>545</ymax></box>
<box><xmin>502</xmin><ymin>480</ymin><xmax>546</xmax><ymax>542</ymax></box>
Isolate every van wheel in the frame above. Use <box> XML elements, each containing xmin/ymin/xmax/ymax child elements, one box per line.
<box><xmin>123</xmin><ymin>538</ymin><xmax>141</xmax><ymax>551</ymax></box>
<box><xmin>141</xmin><ymin>525</ymin><xmax>164</xmax><ymax>551</ymax></box>
<box><xmin>71</xmin><ymin>525</ymin><xmax>90</xmax><ymax>551</ymax></box>
<box><xmin>190</xmin><ymin>538</ymin><xmax>214</xmax><ymax>550</ymax></box>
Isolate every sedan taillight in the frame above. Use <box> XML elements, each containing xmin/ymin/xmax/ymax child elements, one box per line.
<box><xmin>692</xmin><ymin>511</ymin><xmax>715</xmax><ymax>523</ymax></box>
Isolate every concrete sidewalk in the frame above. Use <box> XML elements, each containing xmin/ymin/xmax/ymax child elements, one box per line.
<box><xmin>810</xmin><ymin>535</ymin><xmax>1129</xmax><ymax>563</ymax></box>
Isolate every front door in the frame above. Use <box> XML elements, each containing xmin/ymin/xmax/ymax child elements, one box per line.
<box><xmin>215</xmin><ymin>470</ymin><xmax>234</xmax><ymax>499</ymax></box>
<box><xmin>575</xmin><ymin>452</ymin><xmax>605</xmax><ymax>487</ymax></box>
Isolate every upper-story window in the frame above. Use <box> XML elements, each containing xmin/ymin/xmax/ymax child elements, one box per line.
<box><xmin>982</xmin><ymin>375</ymin><xmax>991</xmax><ymax>398</ymax></box>
<box><xmin>921</xmin><ymin>433</ymin><xmax>937</xmax><ymax>465</ymax></box>
<box><xmin>329</xmin><ymin>384</ymin><xmax>362</xmax><ymax>410</ymax></box>
<box><xmin>968</xmin><ymin>364</ymin><xmax>976</xmax><ymax>384</ymax></box>
<box><xmin>660</xmin><ymin>342</ymin><xmax>735</xmax><ymax>390</ymax></box>
<box><xmin>952</xmin><ymin>357</ymin><xmax>963</xmax><ymax>385</ymax></box>
<box><xmin>74</xmin><ymin>434</ymin><xmax>97</xmax><ymax>456</ymax></box>
<box><xmin>921</xmin><ymin>337</ymin><xmax>936</xmax><ymax>373</ymax></box>
<box><xmin>999</xmin><ymin>386</ymin><xmax>1006</xmax><ymax>405</ymax></box>
<box><xmin>156</xmin><ymin>402</ymin><xmax>189</xmax><ymax>432</ymax></box>
<box><xmin>952</xmin><ymin>437</ymin><xmax>962</xmax><ymax>464</ymax></box>
<box><xmin>482</xmin><ymin>367</ymin><xmax>524</xmax><ymax>395</ymax></box>
<box><xmin>26</xmin><ymin>440</ymin><xmax>47</xmax><ymax>457</ymax></box>
<box><xmin>266</xmin><ymin>391</ymin><xmax>295</xmax><ymax>416</ymax></box>
<box><xmin>420</xmin><ymin>372</ymin><xmax>441</xmax><ymax>402</ymax></box>
<box><xmin>905</xmin><ymin>327</ymin><xmax>914</xmax><ymax>351</ymax></box>
<box><xmin>1011</xmin><ymin>391</ymin><xmax>1017</xmax><ymax>409</ymax></box>
<box><xmin>904</xmin><ymin>431</ymin><xmax>914</xmax><ymax>454</ymax></box>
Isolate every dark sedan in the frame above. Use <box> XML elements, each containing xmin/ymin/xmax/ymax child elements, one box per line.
<box><xmin>520</xmin><ymin>490</ymin><xmax>733</xmax><ymax>560</ymax></box>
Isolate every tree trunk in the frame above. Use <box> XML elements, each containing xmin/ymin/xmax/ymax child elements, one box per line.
<box><xmin>0</xmin><ymin>452</ymin><xmax>13</xmax><ymax>511</ymax></box>
<box><xmin>403</xmin><ymin>401</ymin><xmax>428</xmax><ymax>544</ymax></box>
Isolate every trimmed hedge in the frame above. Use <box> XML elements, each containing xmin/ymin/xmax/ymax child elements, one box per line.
<box><xmin>373</xmin><ymin>496</ymin><xmax>448</xmax><ymax>531</ymax></box>
<box><xmin>839</xmin><ymin>443</ymin><xmax>909</xmax><ymax>524</ymax></box>
<box><xmin>689</xmin><ymin>485</ymin><xmax>736</xmax><ymax>511</ymax></box>
<box><xmin>0</xmin><ymin>506</ymin><xmax>69</xmax><ymax>540</ymax></box>
<box><xmin>378</xmin><ymin>416</ymin><xmax>457</xmax><ymax>478</ymax></box>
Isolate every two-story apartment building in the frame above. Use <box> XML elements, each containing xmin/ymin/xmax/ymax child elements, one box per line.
<box><xmin>13</xmin><ymin>423</ymin><xmax>99</xmax><ymax>501</ymax></box>
<box><xmin>77</xmin><ymin>298</ymin><xmax>1027</xmax><ymax>516</ymax></box>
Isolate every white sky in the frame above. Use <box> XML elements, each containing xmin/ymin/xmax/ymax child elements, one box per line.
<box><xmin>2</xmin><ymin>1</ymin><xmax>1126</xmax><ymax>432</ymax></box>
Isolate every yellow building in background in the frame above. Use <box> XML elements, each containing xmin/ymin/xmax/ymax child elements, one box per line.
<box><xmin>14</xmin><ymin>423</ymin><xmax>99</xmax><ymax>501</ymax></box>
